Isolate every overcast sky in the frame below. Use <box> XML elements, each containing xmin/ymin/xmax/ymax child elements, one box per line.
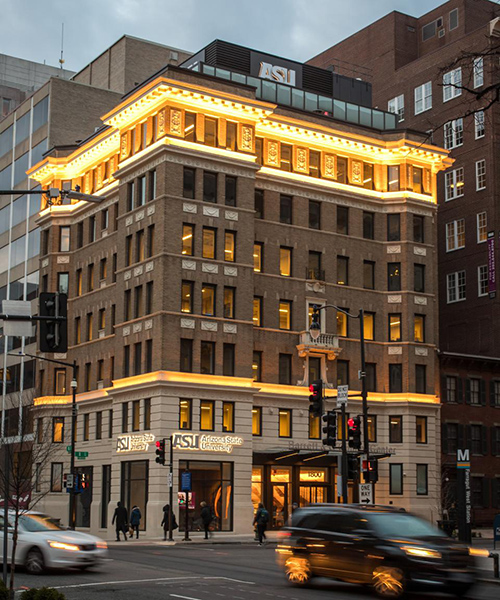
<box><xmin>2</xmin><ymin>0</ymin><xmax>450</xmax><ymax>72</ymax></box>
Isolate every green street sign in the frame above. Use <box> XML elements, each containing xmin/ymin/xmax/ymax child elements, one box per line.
<box><xmin>75</xmin><ymin>451</ymin><xmax>89</xmax><ymax>459</ymax></box>
<box><xmin>66</xmin><ymin>446</ymin><xmax>71</xmax><ymax>453</ymax></box>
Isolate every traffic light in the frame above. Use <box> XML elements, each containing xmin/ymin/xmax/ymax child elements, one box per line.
<box><xmin>155</xmin><ymin>438</ymin><xmax>166</xmax><ymax>465</ymax></box>
<box><xmin>347</xmin><ymin>416</ymin><xmax>362</xmax><ymax>450</ymax></box>
<box><xmin>309</xmin><ymin>379</ymin><xmax>323</xmax><ymax>418</ymax></box>
<box><xmin>365</xmin><ymin>459</ymin><xmax>379</xmax><ymax>483</ymax></box>
<box><xmin>39</xmin><ymin>292</ymin><xmax>68</xmax><ymax>353</ymax></box>
<box><xmin>322</xmin><ymin>411</ymin><xmax>337</xmax><ymax>447</ymax></box>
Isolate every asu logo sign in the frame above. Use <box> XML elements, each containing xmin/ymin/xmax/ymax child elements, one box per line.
<box><xmin>172</xmin><ymin>432</ymin><xmax>243</xmax><ymax>454</ymax></box>
<box><xmin>258</xmin><ymin>62</ymin><xmax>296</xmax><ymax>86</ymax></box>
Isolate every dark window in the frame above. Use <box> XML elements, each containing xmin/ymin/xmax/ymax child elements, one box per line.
<box><xmin>337</xmin><ymin>360</ymin><xmax>349</xmax><ymax>386</ymax></box>
<box><xmin>223</xmin><ymin>287</ymin><xmax>235</xmax><ymax>319</ymax></box>
<box><xmin>309</xmin><ymin>150</ymin><xmax>320</xmax><ymax>177</ymax></box>
<box><xmin>147</xmin><ymin>224</ymin><xmax>155</xmax><ymax>258</ymax></box>
<box><xmin>388</xmin><ymin>263</ymin><xmax>401</xmax><ymax>291</ymax></box>
<box><xmin>390</xmin><ymin>464</ymin><xmax>403</xmax><ymax>495</ymax></box>
<box><xmin>365</xmin><ymin>363</ymin><xmax>377</xmax><ymax>392</ymax></box>
<box><xmin>255</xmin><ymin>189</ymin><xmax>264</xmax><ymax>219</ymax></box>
<box><xmin>96</xmin><ymin>411</ymin><xmax>102</xmax><ymax>440</ymax></box>
<box><xmin>125</xmin><ymin>235</ymin><xmax>133</xmax><ymax>267</ymax></box>
<box><xmin>101</xmin><ymin>465</ymin><xmax>111</xmax><ymax>528</ymax></box>
<box><xmin>414</xmin><ymin>215</ymin><xmax>425</xmax><ymax>243</ymax></box>
<box><xmin>363</xmin><ymin>261</ymin><xmax>375</xmax><ymax>290</ymax></box>
<box><xmin>280</xmin><ymin>195</ymin><xmax>292</xmax><ymax>224</ymax></box>
<box><xmin>416</xmin><ymin>365</ymin><xmax>426</xmax><ymax>393</ymax></box>
<box><xmin>184</xmin><ymin>112</ymin><xmax>195</xmax><ymax>141</ymax></box>
<box><xmin>280</xmin><ymin>144</ymin><xmax>292</xmax><ymax>171</ymax></box>
<box><xmin>309</xmin><ymin>200</ymin><xmax>321</xmax><ymax>229</ymax></box>
<box><xmin>123</xmin><ymin>346</ymin><xmax>130</xmax><ymax>378</ymax></box>
<box><xmin>308</xmin><ymin>251</ymin><xmax>322</xmax><ymax>280</ymax></box>
<box><xmin>137</xmin><ymin>175</ymin><xmax>146</xmax><ymax>207</ymax></box>
<box><xmin>145</xmin><ymin>339</ymin><xmax>153</xmax><ymax>372</ymax></box>
<box><xmin>414</xmin><ymin>264</ymin><xmax>425</xmax><ymax>293</ymax></box>
<box><xmin>180</xmin><ymin>339</ymin><xmax>193</xmax><ymax>372</ymax></box>
<box><xmin>337</xmin><ymin>206</ymin><xmax>349</xmax><ymax>235</ymax></box>
<box><xmin>124</xmin><ymin>289</ymin><xmax>131</xmax><ymax>321</ymax></box>
<box><xmin>204</xmin><ymin>118</ymin><xmax>217</xmax><ymax>147</ymax></box>
<box><xmin>389</xmin><ymin>364</ymin><xmax>402</xmax><ymax>393</ymax></box>
<box><xmin>203</xmin><ymin>172</ymin><xmax>217</xmax><ymax>203</ymax></box>
<box><xmin>279</xmin><ymin>353</ymin><xmax>292</xmax><ymax>385</ymax></box>
<box><xmin>134</xmin><ymin>286</ymin><xmax>143</xmax><ymax>319</ymax></box>
<box><xmin>200</xmin><ymin>341</ymin><xmax>215</xmax><ymax>374</ymax></box>
<box><xmin>134</xmin><ymin>342</ymin><xmax>142</xmax><ymax>375</ymax></box>
<box><xmin>337</xmin><ymin>256</ymin><xmax>349</xmax><ymax>285</ymax></box>
<box><xmin>223</xmin><ymin>343</ymin><xmax>235</xmax><ymax>376</ymax></box>
<box><xmin>226</xmin><ymin>121</ymin><xmax>237</xmax><ymax>151</ymax></box>
<box><xmin>183</xmin><ymin>167</ymin><xmax>195</xmax><ymax>199</ymax></box>
<box><xmin>471</xmin><ymin>425</ymin><xmax>482</xmax><ymax>455</ymax></box>
<box><xmin>148</xmin><ymin>169</ymin><xmax>157</xmax><ymax>201</ymax></box>
<box><xmin>76</xmin><ymin>223</ymin><xmax>83</xmax><ymax>249</ymax></box>
<box><xmin>387</xmin><ymin>214</ymin><xmax>401</xmax><ymax>241</ymax></box>
<box><xmin>112</xmin><ymin>253</ymin><xmax>117</xmax><ymax>283</ymax></box>
<box><xmin>122</xmin><ymin>402</ymin><xmax>129</xmax><ymax>433</ymax></box>
<box><xmin>108</xmin><ymin>410</ymin><xmax>113</xmax><ymax>438</ymax></box>
<box><xmin>337</xmin><ymin>157</ymin><xmax>347</xmax><ymax>183</ymax></box>
<box><xmin>445</xmin><ymin>423</ymin><xmax>458</xmax><ymax>454</ymax></box>
<box><xmin>127</xmin><ymin>181</ymin><xmax>135</xmax><ymax>211</ymax></box>
<box><xmin>308</xmin><ymin>356</ymin><xmax>321</xmax><ymax>384</ymax></box>
<box><xmin>252</xmin><ymin>351</ymin><xmax>262</xmax><ymax>382</ymax></box>
<box><xmin>87</xmin><ymin>263</ymin><xmax>94</xmax><ymax>291</ymax></box>
<box><xmin>225</xmin><ymin>176</ymin><xmax>237</xmax><ymax>206</ymax></box>
<box><xmin>136</xmin><ymin>229</ymin><xmax>145</xmax><ymax>262</ymax></box>
<box><xmin>363</xmin><ymin>212</ymin><xmax>374</xmax><ymax>240</ymax></box>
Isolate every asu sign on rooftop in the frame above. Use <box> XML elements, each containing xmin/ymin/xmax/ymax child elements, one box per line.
<box><xmin>172</xmin><ymin>432</ymin><xmax>244</xmax><ymax>454</ymax></box>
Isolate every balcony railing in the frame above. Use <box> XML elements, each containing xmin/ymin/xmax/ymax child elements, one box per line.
<box><xmin>296</xmin><ymin>331</ymin><xmax>342</xmax><ymax>360</ymax></box>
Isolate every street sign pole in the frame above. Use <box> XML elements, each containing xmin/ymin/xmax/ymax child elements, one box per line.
<box><xmin>181</xmin><ymin>470</ymin><xmax>192</xmax><ymax>541</ymax></box>
<box><xmin>168</xmin><ymin>435</ymin><xmax>174</xmax><ymax>541</ymax></box>
<box><xmin>340</xmin><ymin>403</ymin><xmax>348</xmax><ymax>503</ymax></box>
<box><xmin>457</xmin><ymin>448</ymin><xmax>471</xmax><ymax>544</ymax></box>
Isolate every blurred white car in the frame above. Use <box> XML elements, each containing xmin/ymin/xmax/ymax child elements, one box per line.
<box><xmin>0</xmin><ymin>512</ymin><xmax>108</xmax><ymax>574</ymax></box>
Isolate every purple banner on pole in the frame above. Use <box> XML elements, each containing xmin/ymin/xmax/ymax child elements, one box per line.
<box><xmin>488</xmin><ymin>232</ymin><xmax>496</xmax><ymax>298</ymax></box>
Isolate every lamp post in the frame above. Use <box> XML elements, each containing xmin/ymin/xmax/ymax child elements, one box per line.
<box><xmin>310</xmin><ymin>304</ymin><xmax>371</xmax><ymax>499</ymax></box>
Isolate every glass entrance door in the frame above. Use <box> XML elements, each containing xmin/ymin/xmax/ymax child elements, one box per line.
<box><xmin>272</xmin><ymin>484</ymin><xmax>288</xmax><ymax>529</ymax></box>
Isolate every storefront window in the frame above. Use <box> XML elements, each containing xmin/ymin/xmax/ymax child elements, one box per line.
<box><xmin>179</xmin><ymin>460</ymin><xmax>233</xmax><ymax>532</ymax></box>
<box><xmin>299</xmin><ymin>468</ymin><xmax>328</xmax><ymax>507</ymax></box>
<box><xmin>270</xmin><ymin>468</ymin><xmax>290</xmax><ymax>529</ymax></box>
<box><xmin>251</xmin><ymin>467</ymin><xmax>262</xmax><ymax>512</ymax></box>
<box><xmin>121</xmin><ymin>460</ymin><xmax>148</xmax><ymax>530</ymax></box>
<box><xmin>75</xmin><ymin>466</ymin><xmax>92</xmax><ymax>528</ymax></box>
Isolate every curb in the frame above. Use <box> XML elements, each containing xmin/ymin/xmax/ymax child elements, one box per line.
<box><xmin>478</xmin><ymin>578</ymin><xmax>500</xmax><ymax>585</ymax></box>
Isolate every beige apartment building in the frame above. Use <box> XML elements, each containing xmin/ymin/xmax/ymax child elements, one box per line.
<box><xmin>28</xmin><ymin>41</ymin><xmax>451</xmax><ymax>537</ymax></box>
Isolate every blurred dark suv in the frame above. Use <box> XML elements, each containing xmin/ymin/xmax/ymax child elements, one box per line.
<box><xmin>275</xmin><ymin>504</ymin><xmax>476</xmax><ymax>598</ymax></box>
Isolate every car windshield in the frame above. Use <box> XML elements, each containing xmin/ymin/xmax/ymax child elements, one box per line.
<box><xmin>18</xmin><ymin>514</ymin><xmax>63</xmax><ymax>532</ymax></box>
<box><xmin>369</xmin><ymin>513</ymin><xmax>443</xmax><ymax>539</ymax></box>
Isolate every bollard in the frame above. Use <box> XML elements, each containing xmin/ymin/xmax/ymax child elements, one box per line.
<box><xmin>490</xmin><ymin>552</ymin><xmax>499</xmax><ymax>579</ymax></box>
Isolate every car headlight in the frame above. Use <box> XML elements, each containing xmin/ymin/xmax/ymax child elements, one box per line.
<box><xmin>401</xmin><ymin>546</ymin><xmax>442</xmax><ymax>559</ymax></box>
<box><xmin>469</xmin><ymin>547</ymin><xmax>489</xmax><ymax>557</ymax></box>
<box><xmin>96</xmin><ymin>542</ymin><xmax>108</xmax><ymax>549</ymax></box>
<box><xmin>48</xmin><ymin>541</ymin><xmax>80</xmax><ymax>552</ymax></box>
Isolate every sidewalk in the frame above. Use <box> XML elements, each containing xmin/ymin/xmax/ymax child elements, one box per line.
<box><xmin>106</xmin><ymin>530</ymin><xmax>280</xmax><ymax>546</ymax></box>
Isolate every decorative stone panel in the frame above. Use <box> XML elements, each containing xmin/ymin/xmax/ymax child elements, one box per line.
<box><xmin>306</xmin><ymin>282</ymin><xmax>325</xmax><ymax>294</ymax></box>
<box><xmin>414</xmin><ymin>247</ymin><xmax>427</xmax><ymax>256</ymax></box>
<box><xmin>203</xmin><ymin>206</ymin><xmax>219</xmax><ymax>218</ymax></box>
<box><xmin>134</xmin><ymin>266</ymin><xmax>143</xmax><ymax>277</ymax></box>
<box><xmin>202</xmin><ymin>263</ymin><xmax>218</xmax><ymax>274</ymax></box>
<box><xmin>124</xmin><ymin>271</ymin><xmax>132</xmax><ymax>280</ymax></box>
<box><xmin>264</xmin><ymin>139</ymin><xmax>280</xmax><ymax>167</ymax></box>
<box><xmin>388</xmin><ymin>347</ymin><xmax>402</xmax><ymax>355</ymax></box>
<box><xmin>201</xmin><ymin>321</ymin><xmax>218</xmax><ymax>332</ymax></box>
<box><xmin>415</xmin><ymin>347</ymin><xmax>428</xmax><ymax>356</ymax></box>
<box><xmin>41</xmin><ymin>258</ymin><xmax>49</xmax><ymax>268</ymax></box>
<box><xmin>181</xmin><ymin>319</ymin><xmax>195</xmax><ymax>329</ymax></box>
<box><xmin>387</xmin><ymin>295</ymin><xmax>402</xmax><ymax>303</ymax></box>
<box><xmin>182</xmin><ymin>260</ymin><xmax>196</xmax><ymax>271</ymax></box>
<box><xmin>387</xmin><ymin>245</ymin><xmax>401</xmax><ymax>254</ymax></box>
<box><xmin>145</xmin><ymin>320</ymin><xmax>153</xmax><ymax>330</ymax></box>
<box><xmin>147</xmin><ymin>205</ymin><xmax>155</xmax><ymax>216</ymax></box>
<box><xmin>183</xmin><ymin>203</ymin><xmax>197</xmax><ymax>214</ymax></box>
<box><xmin>239</xmin><ymin>124</ymin><xmax>254</xmax><ymax>152</ymax></box>
<box><xmin>350</xmin><ymin>160</ymin><xmax>363</xmax><ymax>184</ymax></box>
<box><xmin>57</xmin><ymin>256</ymin><xmax>70</xmax><ymax>264</ymax></box>
<box><xmin>133</xmin><ymin>323</ymin><xmax>142</xmax><ymax>333</ymax></box>
<box><xmin>98</xmin><ymin>330</ymin><xmax>105</xmax><ymax>339</ymax></box>
<box><xmin>322</xmin><ymin>154</ymin><xmax>336</xmax><ymax>179</ymax></box>
<box><xmin>125</xmin><ymin>216</ymin><xmax>134</xmax><ymax>226</ymax></box>
<box><xmin>136</xmin><ymin>210</ymin><xmax>145</xmax><ymax>222</ymax></box>
<box><xmin>169</xmin><ymin>108</ymin><xmax>183</xmax><ymax>136</ymax></box>
<box><xmin>146</xmin><ymin>262</ymin><xmax>154</xmax><ymax>272</ymax></box>
<box><xmin>224</xmin><ymin>266</ymin><xmax>237</xmax><ymax>277</ymax></box>
<box><xmin>414</xmin><ymin>296</ymin><xmax>428</xmax><ymax>306</ymax></box>
<box><xmin>225</xmin><ymin>211</ymin><xmax>238</xmax><ymax>221</ymax></box>
<box><xmin>293</xmin><ymin>146</ymin><xmax>309</xmax><ymax>174</ymax></box>
<box><xmin>123</xmin><ymin>327</ymin><xmax>131</xmax><ymax>336</ymax></box>
<box><xmin>223</xmin><ymin>323</ymin><xmax>237</xmax><ymax>334</ymax></box>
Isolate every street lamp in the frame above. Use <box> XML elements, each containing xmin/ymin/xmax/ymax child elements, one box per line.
<box><xmin>309</xmin><ymin>304</ymin><xmax>371</xmax><ymax>497</ymax></box>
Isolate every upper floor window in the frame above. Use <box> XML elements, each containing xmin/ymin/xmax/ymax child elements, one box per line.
<box><xmin>414</xmin><ymin>82</ymin><xmax>432</xmax><ymax>114</ymax></box>
<box><xmin>449</xmin><ymin>8</ymin><xmax>458</xmax><ymax>30</ymax></box>
<box><xmin>387</xmin><ymin>263</ymin><xmax>401</xmax><ymax>291</ymax></box>
<box><xmin>203</xmin><ymin>172</ymin><xmax>217</xmax><ymax>203</ymax></box>
<box><xmin>202</xmin><ymin>227</ymin><xmax>216</xmax><ymax>259</ymax></box>
<box><xmin>226</xmin><ymin>121</ymin><xmax>237</xmax><ymax>151</ymax></box>
<box><xmin>204</xmin><ymin>118</ymin><xmax>218</xmax><ymax>147</ymax></box>
<box><xmin>389</xmin><ymin>313</ymin><xmax>401</xmax><ymax>342</ymax></box>
<box><xmin>184</xmin><ymin>112</ymin><xmax>195</xmax><ymax>142</ymax></box>
<box><xmin>280</xmin><ymin>247</ymin><xmax>292</xmax><ymax>277</ymax></box>
<box><xmin>363</xmin><ymin>261</ymin><xmax>375</xmax><ymax>290</ymax></box>
<box><xmin>474</xmin><ymin>111</ymin><xmax>485</xmax><ymax>139</ymax></box>
<box><xmin>447</xmin><ymin>270</ymin><xmax>466</xmax><ymax>303</ymax></box>
<box><xmin>279</xmin><ymin>300</ymin><xmax>292</xmax><ymax>330</ymax></box>
<box><xmin>364</xmin><ymin>312</ymin><xmax>375</xmax><ymax>341</ymax></box>
<box><xmin>225</xmin><ymin>176</ymin><xmax>237</xmax><ymax>207</ymax></box>
<box><xmin>309</xmin><ymin>200</ymin><xmax>321</xmax><ymax>230</ymax></box>
<box><xmin>473</xmin><ymin>57</ymin><xmax>484</xmax><ymax>89</ymax></box>
<box><xmin>183</xmin><ymin>167</ymin><xmax>195</xmax><ymax>199</ymax></box>
<box><xmin>337</xmin><ymin>206</ymin><xmax>348</xmax><ymax>235</ymax></box>
<box><xmin>476</xmin><ymin>159</ymin><xmax>486</xmax><ymax>191</ymax></box>
<box><xmin>414</xmin><ymin>264</ymin><xmax>425</xmax><ymax>293</ymax></box>
<box><xmin>446</xmin><ymin>219</ymin><xmax>465</xmax><ymax>252</ymax></box>
<box><xmin>309</xmin><ymin>150</ymin><xmax>320</xmax><ymax>177</ymax></box>
<box><xmin>255</xmin><ymin>189</ymin><xmax>264</xmax><ymax>219</ymax></box>
<box><xmin>363</xmin><ymin>211</ymin><xmax>374</xmax><ymax>240</ymax></box>
<box><xmin>280</xmin><ymin>195</ymin><xmax>292</xmax><ymax>224</ymax></box>
<box><xmin>337</xmin><ymin>256</ymin><xmax>349</xmax><ymax>286</ymax></box>
<box><xmin>59</xmin><ymin>226</ymin><xmax>70</xmax><ymax>252</ymax></box>
<box><xmin>253</xmin><ymin>242</ymin><xmax>263</xmax><ymax>272</ymax></box>
<box><xmin>387</xmin><ymin>165</ymin><xmax>400</xmax><ymax>191</ymax></box>
<box><xmin>478</xmin><ymin>265</ymin><xmax>488</xmax><ymax>297</ymax></box>
<box><xmin>413</xmin><ymin>215</ymin><xmax>425</xmax><ymax>243</ymax></box>
<box><xmin>280</xmin><ymin>144</ymin><xmax>292</xmax><ymax>172</ymax></box>
<box><xmin>182</xmin><ymin>224</ymin><xmax>194</xmax><ymax>256</ymax></box>
<box><xmin>444</xmin><ymin>118</ymin><xmax>463</xmax><ymax>149</ymax></box>
<box><xmin>387</xmin><ymin>214</ymin><xmax>400</xmax><ymax>242</ymax></box>
<box><xmin>443</xmin><ymin>68</ymin><xmax>462</xmax><ymax>102</ymax></box>
<box><xmin>388</xmin><ymin>94</ymin><xmax>404</xmax><ymax>122</ymax></box>
<box><xmin>477</xmin><ymin>212</ymin><xmax>487</xmax><ymax>243</ymax></box>
<box><xmin>445</xmin><ymin>167</ymin><xmax>464</xmax><ymax>201</ymax></box>
<box><xmin>224</xmin><ymin>231</ymin><xmax>235</xmax><ymax>262</ymax></box>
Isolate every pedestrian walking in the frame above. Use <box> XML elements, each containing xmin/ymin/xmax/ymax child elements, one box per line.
<box><xmin>161</xmin><ymin>504</ymin><xmax>178</xmax><ymax>540</ymax></box>
<box><xmin>112</xmin><ymin>501</ymin><xmax>128</xmax><ymax>541</ymax></box>
<box><xmin>200</xmin><ymin>501</ymin><xmax>213</xmax><ymax>539</ymax></box>
<box><xmin>129</xmin><ymin>505</ymin><xmax>142</xmax><ymax>539</ymax></box>
<box><xmin>253</xmin><ymin>502</ymin><xmax>269</xmax><ymax>545</ymax></box>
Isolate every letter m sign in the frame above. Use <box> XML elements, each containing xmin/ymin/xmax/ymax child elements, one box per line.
<box><xmin>457</xmin><ymin>448</ymin><xmax>470</xmax><ymax>468</ymax></box>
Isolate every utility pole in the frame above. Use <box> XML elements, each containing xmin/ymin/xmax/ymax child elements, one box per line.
<box><xmin>69</xmin><ymin>363</ymin><xmax>77</xmax><ymax>530</ymax></box>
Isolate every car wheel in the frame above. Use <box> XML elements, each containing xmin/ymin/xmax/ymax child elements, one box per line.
<box><xmin>451</xmin><ymin>584</ymin><xmax>474</xmax><ymax>598</ymax></box>
<box><xmin>284</xmin><ymin>556</ymin><xmax>312</xmax><ymax>586</ymax></box>
<box><xmin>372</xmin><ymin>565</ymin><xmax>405</xmax><ymax>598</ymax></box>
<box><xmin>25</xmin><ymin>548</ymin><xmax>45</xmax><ymax>575</ymax></box>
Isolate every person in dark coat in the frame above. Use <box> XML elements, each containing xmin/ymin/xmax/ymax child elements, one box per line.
<box><xmin>200</xmin><ymin>501</ymin><xmax>212</xmax><ymax>539</ymax></box>
<box><xmin>129</xmin><ymin>505</ymin><xmax>142</xmax><ymax>539</ymax></box>
<box><xmin>112</xmin><ymin>501</ymin><xmax>128</xmax><ymax>541</ymax></box>
<box><xmin>161</xmin><ymin>504</ymin><xmax>178</xmax><ymax>541</ymax></box>
<box><xmin>253</xmin><ymin>502</ymin><xmax>269</xmax><ymax>545</ymax></box>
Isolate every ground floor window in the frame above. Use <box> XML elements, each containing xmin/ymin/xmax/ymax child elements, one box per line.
<box><xmin>75</xmin><ymin>466</ymin><xmax>93</xmax><ymax>528</ymax></box>
<box><xmin>178</xmin><ymin>460</ymin><xmax>233</xmax><ymax>532</ymax></box>
<box><xmin>121</xmin><ymin>460</ymin><xmax>148</xmax><ymax>530</ymax></box>
<box><xmin>101</xmin><ymin>465</ymin><xmax>111</xmax><ymax>528</ymax></box>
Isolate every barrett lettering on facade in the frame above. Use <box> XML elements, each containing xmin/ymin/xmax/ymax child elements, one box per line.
<box><xmin>116</xmin><ymin>433</ymin><xmax>155</xmax><ymax>453</ymax></box>
<box><xmin>258</xmin><ymin>62</ymin><xmax>296</xmax><ymax>86</ymax></box>
<box><xmin>172</xmin><ymin>432</ymin><xmax>243</xmax><ymax>454</ymax></box>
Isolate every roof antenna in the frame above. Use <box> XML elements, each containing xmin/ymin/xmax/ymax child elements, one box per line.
<box><xmin>59</xmin><ymin>23</ymin><xmax>65</xmax><ymax>70</ymax></box>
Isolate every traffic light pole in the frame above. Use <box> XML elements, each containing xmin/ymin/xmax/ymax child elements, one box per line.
<box><xmin>340</xmin><ymin>403</ymin><xmax>348</xmax><ymax>503</ymax></box>
<box><xmin>168</xmin><ymin>436</ymin><xmax>174</xmax><ymax>541</ymax></box>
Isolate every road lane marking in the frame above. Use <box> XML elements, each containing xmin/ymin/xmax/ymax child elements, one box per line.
<box><xmin>205</xmin><ymin>576</ymin><xmax>256</xmax><ymax>585</ymax></box>
<box><xmin>170</xmin><ymin>595</ymin><xmax>203</xmax><ymax>600</ymax></box>
<box><xmin>51</xmin><ymin>576</ymin><xmax>202</xmax><ymax>589</ymax></box>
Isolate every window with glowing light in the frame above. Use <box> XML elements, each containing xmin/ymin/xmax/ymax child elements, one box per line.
<box><xmin>252</xmin><ymin>407</ymin><xmax>262</xmax><ymax>436</ymax></box>
<box><xmin>200</xmin><ymin>400</ymin><xmax>215</xmax><ymax>430</ymax></box>
<box><xmin>253</xmin><ymin>297</ymin><xmax>262</xmax><ymax>327</ymax></box>
<box><xmin>224</xmin><ymin>231</ymin><xmax>235</xmax><ymax>262</ymax></box>
<box><xmin>179</xmin><ymin>399</ymin><xmax>192</xmax><ymax>429</ymax></box>
<box><xmin>181</xmin><ymin>281</ymin><xmax>193</xmax><ymax>314</ymax></box>
<box><xmin>389</xmin><ymin>314</ymin><xmax>402</xmax><ymax>342</ymax></box>
<box><xmin>279</xmin><ymin>300</ymin><xmax>292</xmax><ymax>330</ymax></box>
<box><xmin>202</xmin><ymin>227</ymin><xmax>216</xmax><ymax>259</ymax></box>
<box><xmin>253</xmin><ymin>242</ymin><xmax>263</xmax><ymax>272</ymax></box>
<box><xmin>182</xmin><ymin>224</ymin><xmax>194</xmax><ymax>256</ymax></box>
<box><xmin>279</xmin><ymin>409</ymin><xmax>292</xmax><ymax>437</ymax></box>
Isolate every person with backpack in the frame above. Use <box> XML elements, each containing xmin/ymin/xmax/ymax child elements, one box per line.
<box><xmin>161</xmin><ymin>504</ymin><xmax>178</xmax><ymax>540</ymax></box>
<box><xmin>253</xmin><ymin>502</ymin><xmax>269</xmax><ymax>545</ymax></box>
<box><xmin>129</xmin><ymin>505</ymin><xmax>141</xmax><ymax>539</ymax></box>
<box><xmin>200</xmin><ymin>501</ymin><xmax>213</xmax><ymax>539</ymax></box>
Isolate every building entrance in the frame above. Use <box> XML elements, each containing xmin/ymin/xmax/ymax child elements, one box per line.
<box><xmin>299</xmin><ymin>485</ymin><xmax>327</xmax><ymax>506</ymax></box>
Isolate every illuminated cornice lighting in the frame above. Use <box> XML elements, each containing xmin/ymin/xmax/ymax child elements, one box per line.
<box><xmin>259</xmin><ymin>167</ymin><xmax>437</xmax><ymax>204</ymax></box>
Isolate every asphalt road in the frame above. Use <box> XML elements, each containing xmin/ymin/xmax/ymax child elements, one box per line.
<box><xmin>10</xmin><ymin>543</ymin><xmax>500</xmax><ymax>600</ymax></box>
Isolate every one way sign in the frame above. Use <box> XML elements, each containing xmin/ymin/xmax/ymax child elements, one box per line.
<box><xmin>359</xmin><ymin>483</ymin><xmax>373</xmax><ymax>504</ymax></box>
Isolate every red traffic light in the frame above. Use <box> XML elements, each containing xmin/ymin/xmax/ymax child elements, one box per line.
<box><xmin>156</xmin><ymin>441</ymin><xmax>161</xmax><ymax>448</ymax></box>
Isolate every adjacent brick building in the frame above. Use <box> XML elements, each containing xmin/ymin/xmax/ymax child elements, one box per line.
<box><xmin>309</xmin><ymin>0</ymin><xmax>500</xmax><ymax>526</ymax></box>
<box><xmin>28</xmin><ymin>41</ymin><xmax>450</xmax><ymax>535</ymax></box>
